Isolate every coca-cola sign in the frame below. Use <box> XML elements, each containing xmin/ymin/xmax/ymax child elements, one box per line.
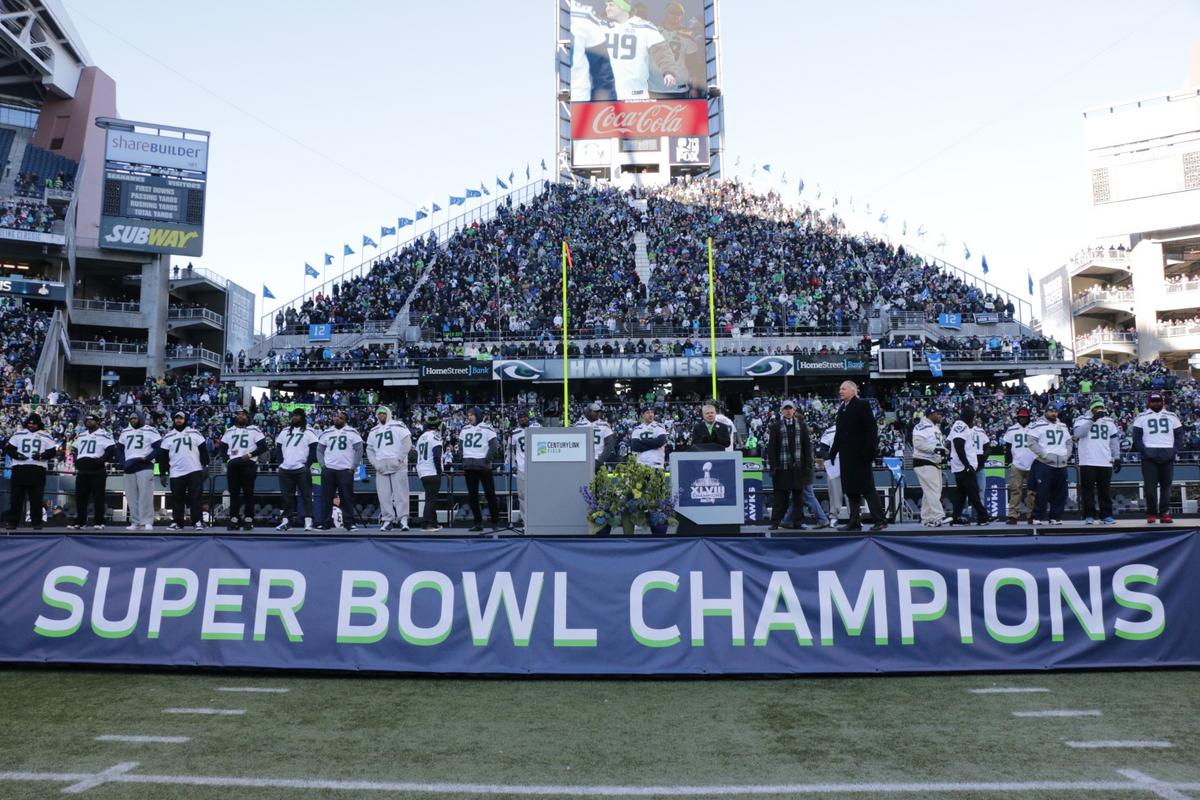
<box><xmin>571</xmin><ymin>100</ymin><xmax>708</xmax><ymax>140</ymax></box>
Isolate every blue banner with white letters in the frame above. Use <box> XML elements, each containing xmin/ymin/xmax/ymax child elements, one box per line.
<box><xmin>0</xmin><ymin>533</ymin><xmax>1196</xmax><ymax>674</ymax></box>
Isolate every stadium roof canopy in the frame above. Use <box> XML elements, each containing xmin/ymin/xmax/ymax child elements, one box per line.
<box><xmin>0</xmin><ymin>0</ymin><xmax>90</xmax><ymax>104</ymax></box>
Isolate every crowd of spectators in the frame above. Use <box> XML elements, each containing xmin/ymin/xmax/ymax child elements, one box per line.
<box><xmin>0</xmin><ymin>196</ymin><xmax>58</xmax><ymax>233</ymax></box>
<box><xmin>14</xmin><ymin>171</ymin><xmax>74</xmax><ymax>198</ymax></box>
<box><xmin>884</xmin><ymin>333</ymin><xmax>1064</xmax><ymax>361</ymax></box>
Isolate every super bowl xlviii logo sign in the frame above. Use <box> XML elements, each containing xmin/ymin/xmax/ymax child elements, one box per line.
<box><xmin>690</xmin><ymin>461</ymin><xmax>726</xmax><ymax>504</ymax></box>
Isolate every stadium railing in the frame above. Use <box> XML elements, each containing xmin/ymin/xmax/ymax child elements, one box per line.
<box><xmin>69</xmin><ymin>340</ymin><xmax>147</xmax><ymax>354</ymax></box>
<box><xmin>75</xmin><ymin>299</ymin><xmax>140</xmax><ymax>314</ymax></box>
<box><xmin>168</xmin><ymin>307</ymin><xmax>224</xmax><ymax>326</ymax></box>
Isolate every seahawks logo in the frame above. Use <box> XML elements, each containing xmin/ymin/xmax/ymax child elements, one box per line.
<box><xmin>493</xmin><ymin>360</ymin><xmax>543</xmax><ymax>381</ymax></box>
<box><xmin>743</xmin><ymin>356</ymin><xmax>794</xmax><ymax>377</ymax></box>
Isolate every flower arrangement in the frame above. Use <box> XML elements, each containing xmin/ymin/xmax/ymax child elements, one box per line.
<box><xmin>580</xmin><ymin>457</ymin><xmax>678</xmax><ymax>534</ymax></box>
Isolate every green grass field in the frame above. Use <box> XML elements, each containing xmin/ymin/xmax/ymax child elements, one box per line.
<box><xmin>0</xmin><ymin>668</ymin><xmax>1196</xmax><ymax>799</ymax></box>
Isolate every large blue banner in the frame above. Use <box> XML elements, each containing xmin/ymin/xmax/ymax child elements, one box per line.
<box><xmin>1</xmin><ymin>533</ymin><xmax>1196</xmax><ymax>675</ymax></box>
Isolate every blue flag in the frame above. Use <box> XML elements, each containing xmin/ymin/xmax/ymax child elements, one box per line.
<box><xmin>540</xmin><ymin>159</ymin><xmax>547</xmax><ymax>171</ymax></box>
<box><xmin>963</xmin><ymin>243</ymin><xmax>971</xmax><ymax>261</ymax></box>
<box><xmin>416</xmin><ymin>208</ymin><xmax>428</xmax><ymax>221</ymax></box>
<box><xmin>902</xmin><ymin>220</ymin><xmax>908</xmax><ymax>236</ymax></box>
<box><xmin>797</xmin><ymin>178</ymin><xmax>805</xmax><ymax>194</ymax></box>
<box><xmin>397</xmin><ymin>217</ymin><xmax>413</xmax><ymax>228</ymax></box>
<box><xmin>781</xmin><ymin>172</ymin><xmax>788</xmax><ymax>184</ymax></box>
<box><xmin>927</xmin><ymin>351</ymin><xmax>944</xmax><ymax>378</ymax></box>
<box><xmin>324</xmin><ymin>253</ymin><xmax>334</xmax><ymax>266</ymax></box>
<box><xmin>465</xmin><ymin>188</ymin><xmax>481</xmax><ymax>199</ymax></box>
<box><xmin>981</xmin><ymin>255</ymin><xmax>989</xmax><ymax>274</ymax></box>
<box><xmin>449</xmin><ymin>195</ymin><xmax>465</xmax><ymax>206</ymax></box>
<box><xmin>380</xmin><ymin>225</ymin><xmax>396</xmax><ymax>238</ymax></box>
<box><xmin>262</xmin><ymin>285</ymin><xmax>275</xmax><ymax>299</ymax></box>
<box><xmin>1028</xmin><ymin>269</ymin><xmax>1034</xmax><ymax>296</ymax></box>
<box><xmin>343</xmin><ymin>244</ymin><xmax>354</xmax><ymax>256</ymax></box>
<box><xmin>432</xmin><ymin>202</ymin><xmax>443</xmax><ymax>213</ymax></box>
<box><xmin>917</xmin><ymin>224</ymin><xmax>926</xmax><ymax>237</ymax></box>
<box><xmin>480</xmin><ymin>182</ymin><xmax>490</xmax><ymax>196</ymax></box>
<box><xmin>304</xmin><ymin>263</ymin><xmax>319</xmax><ymax>279</ymax></box>
<box><xmin>496</xmin><ymin>176</ymin><xmax>508</xmax><ymax>190</ymax></box>
<box><xmin>525</xmin><ymin>164</ymin><xmax>530</xmax><ymax>179</ymax></box>
<box><xmin>362</xmin><ymin>234</ymin><xmax>377</xmax><ymax>248</ymax></box>
<box><xmin>508</xmin><ymin>170</ymin><xmax>515</xmax><ymax>183</ymax></box>
<box><xmin>762</xmin><ymin>164</ymin><xmax>771</xmax><ymax>173</ymax></box>
<box><xmin>879</xmin><ymin>211</ymin><xmax>889</xmax><ymax>224</ymax></box>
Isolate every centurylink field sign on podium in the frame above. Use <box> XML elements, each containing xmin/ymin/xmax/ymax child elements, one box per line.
<box><xmin>525</xmin><ymin>428</ymin><xmax>594</xmax><ymax>536</ymax></box>
<box><xmin>670</xmin><ymin>451</ymin><xmax>745</xmax><ymax>534</ymax></box>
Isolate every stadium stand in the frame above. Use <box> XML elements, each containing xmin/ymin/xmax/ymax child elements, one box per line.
<box><xmin>14</xmin><ymin>145</ymin><xmax>77</xmax><ymax>196</ymax></box>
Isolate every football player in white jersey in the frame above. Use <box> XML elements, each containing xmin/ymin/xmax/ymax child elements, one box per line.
<box><xmin>576</xmin><ymin>401</ymin><xmax>614</xmax><ymax>463</ymax></box>
<box><xmin>415</xmin><ymin>416</ymin><xmax>444</xmax><ymax>531</ymax></box>
<box><xmin>157</xmin><ymin>411</ymin><xmax>210</xmax><ymax>530</ymax></box>
<box><xmin>117</xmin><ymin>410</ymin><xmax>161</xmax><ymax>530</ymax></box>
<box><xmin>367</xmin><ymin>405</ymin><xmax>413</xmax><ymax>532</ymax></box>
<box><xmin>4</xmin><ymin>412</ymin><xmax>59</xmax><ymax>530</ymax></box>
<box><xmin>629</xmin><ymin>407</ymin><xmax>668</xmax><ymax>469</ymax></box>
<box><xmin>273</xmin><ymin>407</ymin><xmax>318</xmax><ymax>531</ymax></box>
<box><xmin>1132</xmin><ymin>391</ymin><xmax>1183</xmax><ymax>523</ymax></box>
<box><xmin>461</xmin><ymin>407</ymin><xmax>500</xmax><ymax>532</ymax></box>
<box><xmin>1001</xmin><ymin>407</ymin><xmax>1036</xmax><ymax>524</ymax></box>
<box><xmin>317</xmin><ymin>410</ymin><xmax>364</xmax><ymax>531</ymax></box>
<box><xmin>219</xmin><ymin>408</ymin><xmax>268</xmax><ymax>530</ymax></box>
<box><xmin>948</xmin><ymin>407</ymin><xmax>988</xmax><ymax>525</ymax></box>
<box><xmin>1073</xmin><ymin>398</ymin><xmax>1122</xmax><ymax>524</ymax></box>
<box><xmin>570</xmin><ymin>1</ymin><xmax>616</xmax><ymax>101</ymax></box>
<box><xmin>509</xmin><ymin>410</ymin><xmax>541</xmax><ymax>525</ymax></box>
<box><xmin>70</xmin><ymin>412</ymin><xmax>117</xmax><ymax>529</ymax></box>
<box><xmin>603</xmin><ymin>0</ymin><xmax>685</xmax><ymax>101</ymax></box>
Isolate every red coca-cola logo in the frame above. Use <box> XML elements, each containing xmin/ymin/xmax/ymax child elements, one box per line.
<box><xmin>571</xmin><ymin>100</ymin><xmax>708</xmax><ymax>140</ymax></box>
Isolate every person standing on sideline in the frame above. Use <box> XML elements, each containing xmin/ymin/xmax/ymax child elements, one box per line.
<box><xmin>71</xmin><ymin>413</ymin><xmax>116</xmax><ymax>529</ymax></box>
<box><xmin>1028</xmin><ymin>406</ymin><xmax>1072</xmax><ymax>525</ymax></box>
<box><xmin>218</xmin><ymin>408</ymin><xmax>268</xmax><ymax>530</ymax></box>
<box><xmin>156</xmin><ymin>411</ymin><xmax>209</xmax><ymax>530</ymax></box>
<box><xmin>1002</xmin><ymin>407</ymin><xmax>1036</xmax><ymax>524</ymax></box>
<box><xmin>1132</xmin><ymin>391</ymin><xmax>1183</xmax><ymax>523</ymax></box>
<box><xmin>117</xmin><ymin>410</ymin><xmax>161</xmax><ymax>531</ymax></box>
<box><xmin>949</xmin><ymin>407</ymin><xmax>989</xmax><ymax>525</ymax></box>
<box><xmin>1073</xmin><ymin>398</ymin><xmax>1122</xmax><ymax>524</ymax></box>
<box><xmin>510</xmin><ymin>411</ymin><xmax>541</xmax><ymax>525</ymax></box>
<box><xmin>415</xmin><ymin>416</ymin><xmax>444</xmax><ymax>531</ymax></box>
<box><xmin>367</xmin><ymin>405</ymin><xmax>412</xmax><ymax>532</ymax></box>
<box><xmin>273</xmin><ymin>407</ymin><xmax>318</xmax><ymax>531</ymax></box>
<box><xmin>691</xmin><ymin>403</ymin><xmax>732</xmax><ymax>450</ymax></box>
<box><xmin>316</xmin><ymin>410</ymin><xmax>363</xmax><ymax>532</ymax></box>
<box><xmin>911</xmin><ymin>406</ymin><xmax>950</xmax><ymax>527</ymax></box>
<box><xmin>630</xmin><ymin>406</ymin><xmax>669</xmax><ymax>469</ymax></box>
<box><xmin>817</xmin><ymin>421</ymin><xmax>844</xmax><ymax>522</ymax></box>
<box><xmin>461</xmin><ymin>407</ymin><xmax>500</xmax><ymax>532</ymax></box>
<box><xmin>767</xmin><ymin>399</ymin><xmax>813</xmax><ymax>530</ymax></box>
<box><xmin>971</xmin><ymin>416</ymin><xmax>991</xmax><ymax>510</ymax></box>
<box><xmin>828</xmin><ymin>381</ymin><xmax>886</xmax><ymax>531</ymax></box>
<box><xmin>4</xmin><ymin>413</ymin><xmax>58</xmax><ymax>530</ymax></box>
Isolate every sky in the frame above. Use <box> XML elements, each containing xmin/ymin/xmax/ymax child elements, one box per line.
<box><xmin>60</xmin><ymin>0</ymin><xmax>1200</xmax><ymax>329</ymax></box>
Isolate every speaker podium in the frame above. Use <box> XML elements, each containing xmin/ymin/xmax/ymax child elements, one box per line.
<box><xmin>524</xmin><ymin>428</ymin><xmax>594</xmax><ymax>536</ymax></box>
<box><xmin>669</xmin><ymin>451</ymin><xmax>744</xmax><ymax>535</ymax></box>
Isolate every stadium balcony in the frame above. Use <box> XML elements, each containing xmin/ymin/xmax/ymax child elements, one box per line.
<box><xmin>67</xmin><ymin>339</ymin><xmax>147</xmax><ymax>367</ymax></box>
<box><xmin>166</xmin><ymin>344</ymin><xmax>223</xmax><ymax>370</ymax></box>
<box><xmin>1070</xmin><ymin>287</ymin><xmax>1135</xmax><ymax>318</ymax></box>
<box><xmin>1074</xmin><ymin>329</ymin><xmax>1137</xmax><ymax>360</ymax></box>
<box><xmin>68</xmin><ymin>298</ymin><xmax>141</xmax><ymax>328</ymax></box>
<box><xmin>1067</xmin><ymin>245</ymin><xmax>1132</xmax><ymax>280</ymax></box>
<box><xmin>1159</xmin><ymin>278</ymin><xmax>1200</xmax><ymax>313</ymax></box>
<box><xmin>169</xmin><ymin>264</ymin><xmax>229</xmax><ymax>291</ymax></box>
<box><xmin>167</xmin><ymin>305</ymin><xmax>224</xmax><ymax>332</ymax></box>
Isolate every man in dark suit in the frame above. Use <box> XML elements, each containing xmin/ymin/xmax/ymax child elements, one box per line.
<box><xmin>828</xmin><ymin>380</ymin><xmax>887</xmax><ymax>531</ymax></box>
<box><xmin>766</xmin><ymin>399</ymin><xmax>813</xmax><ymax>530</ymax></box>
<box><xmin>691</xmin><ymin>403</ymin><xmax>732</xmax><ymax>451</ymax></box>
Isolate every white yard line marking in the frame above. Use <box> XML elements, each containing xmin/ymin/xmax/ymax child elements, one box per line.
<box><xmin>162</xmin><ymin>708</ymin><xmax>245</xmax><ymax>716</ymax></box>
<box><xmin>95</xmin><ymin>735</ymin><xmax>190</xmax><ymax>744</ymax></box>
<box><xmin>60</xmin><ymin>761</ymin><xmax>138</xmax><ymax>794</ymax></box>
<box><xmin>216</xmin><ymin>687</ymin><xmax>289</xmax><ymax>694</ymax></box>
<box><xmin>1067</xmin><ymin>741</ymin><xmax>1173</xmax><ymax>749</ymax></box>
<box><xmin>1013</xmin><ymin>710</ymin><xmax>1102</xmax><ymax>718</ymax></box>
<box><xmin>0</xmin><ymin>764</ymin><xmax>1197</xmax><ymax>796</ymax></box>
<box><xmin>1118</xmin><ymin>769</ymin><xmax>1194</xmax><ymax>800</ymax></box>
<box><xmin>968</xmin><ymin>687</ymin><xmax>1050</xmax><ymax>694</ymax></box>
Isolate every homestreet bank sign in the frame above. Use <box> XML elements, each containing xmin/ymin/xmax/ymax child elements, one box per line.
<box><xmin>418</xmin><ymin>360</ymin><xmax>492</xmax><ymax>381</ymax></box>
